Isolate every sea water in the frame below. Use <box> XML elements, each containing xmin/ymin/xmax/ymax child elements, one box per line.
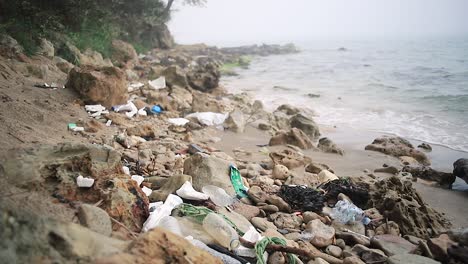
<box><xmin>222</xmin><ymin>37</ymin><xmax>468</xmax><ymax>152</ymax></box>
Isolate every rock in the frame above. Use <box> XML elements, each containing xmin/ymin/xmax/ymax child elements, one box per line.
<box><xmin>270</xmin><ymin>111</ymin><xmax>291</xmax><ymax>130</ymax></box>
<box><xmin>306</xmin><ymin>219</ymin><xmax>335</xmax><ymax>248</ymax></box>
<box><xmin>111</xmin><ymin>40</ymin><xmax>137</xmax><ymax>64</ymax></box>
<box><xmin>163</xmin><ymin>66</ymin><xmax>188</xmax><ymax>88</ymax></box>
<box><xmin>351</xmin><ymin>244</ymin><xmax>388</xmax><ymax>263</ymax></box>
<box><xmin>187</xmin><ymin>59</ymin><xmax>220</xmax><ymax>92</ymax></box>
<box><xmin>387</xmin><ymin>253</ymin><xmax>440</xmax><ymax>264</ymax></box>
<box><xmin>183</xmin><ymin>153</ymin><xmax>234</xmax><ymax>195</ymax></box>
<box><xmin>251</xmin><ymin>217</ymin><xmax>277</xmax><ymax>231</ymax></box>
<box><xmin>343</xmin><ymin>256</ymin><xmax>366</xmax><ymax>264</ymax></box>
<box><xmin>336</xmin><ymin>239</ymin><xmax>346</xmax><ymax>249</ymax></box>
<box><xmin>368</xmin><ymin>177</ymin><xmax>451</xmax><ymax>238</ymax></box>
<box><xmin>0</xmin><ymin>34</ymin><xmax>24</xmax><ymax>58</ymax></box>
<box><xmin>272</xmin><ymin>164</ymin><xmax>290</xmax><ymax>180</ymax></box>
<box><xmin>149</xmin><ymin>174</ymin><xmax>192</xmax><ymax>202</ymax></box>
<box><xmin>402</xmin><ymin>166</ymin><xmax>456</xmax><ymax>188</ymax></box>
<box><xmin>400</xmin><ymin>156</ymin><xmax>419</xmax><ymax>166</ymax></box>
<box><xmin>231</xmin><ymin>202</ymin><xmax>260</xmax><ymax>220</ymax></box>
<box><xmin>258</xmin><ymin>122</ymin><xmax>272</xmax><ymax>130</ymax></box>
<box><xmin>66</xmin><ymin>66</ymin><xmax>128</xmax><ymax>108</ymax></box>
<box><xmin>191</xmin><ymin>92</ymin><xmax>227</xmax><ymax>112</ymax></box>
<box><xmin>266</xmin><ymin>195</ymin><xmax>291</xmax><ymax>212</ymax></box>
<box><xmin>375</xmin><ymin>221</ymin><xmax>400</xmax><ymax>236</ymax></box>
<box><xmin>428</xmin><ymin>234</ymin><xmax>457</xmax><ymax>262</ymax></box>
<box><xmin>95</xmin><ymin>228</ymin><xmax>222</xmax><ymax>264</ymax></box>
<box><xmin>318</xmin><ymin>137</ymin><xmax>344</xmax><ymax>155</ymax></box>
<box><xmin>258</xmin><ymin>204</ymin><xmax>279</xmax><ymax>213</ymax></box>
<box><xmin>268</xmin><ymin>251</ymin><xmax>286</xmax><ymax>264</ymax></box>
<box><xmin>262</xmin><ymin>228</ymin><xmax>287</xmax><ymax>240</ymax></box>
<box><xmin>308</xmin><ymin>258</ymin><xmax>330</xmax><ymax>264</ymax></box>
<box><xmin>371</xmin><ymin>235</ymin><xmax>417</xmax><ymax>256</ymax></box>
<box><xmin>27</xmin><ymin>64</ymin><xmax>49</xmax><ymax>79</ymax></box>
<box><xmin>335</xmin><ymin>231</ymin><xmax>371</xmax><ymax>247</ymax></box>
<box><xmin>418</xmin><ymin>143</ymin><xmax>432</xmax><ymax>151</ymax></box>
<box><xmin>326</xmin><ymin>245</ymin><xmax>343</xmax><ymax>258</ymax></box>
<box><xmin>448</xmin><ymin>228</ymin><xmax>468</xmax><ymax>246</ymax></box>
<box><xmin>332</xmin><ymin>221</ymin><xmax>365</xmax><ymax>236</ymax></box>
<box><xmin>365</xmin><ymin>136</ymin><xmax>430</xmax><ymax>165</ymax></box>
<box><xmin>270</xmin><ymin>149</ymin><xmax>312</xmax><ymax>169</ymax></box>
<box><xmin>272</xmin><ymin>213</ymin><xmax>303</xmax><ymax>230</ymax></box>
<box><xmin>247</xmin><ymin>186</ymin><xmax>268</xmax><ymax>204</ymax></box>
<box><xmin>276</xmin><ymin>104</ymin><xmax>301</xmax><ymax>115</ymax></box>
<box><xmin>303</xmin><ymin>212</ymin><xmax>322</xmax><ymax>224</ymax></box>
<box><xmin>290</xmin><ymin>114</ymin><xmax>320</xmax><ymax>139</ymax></box>
<box><xmin>375</xmin><ymin>166</ymin><xmax>399</xmax><ymax>174</ymax></box>
<box><xmin>224</xmin><ymin>109</ymin><xmax>245</xmax><ymax>133</ymax></box>
<box><xmin>305</xmin><ymin>162</ymin><xmax>333</xmax><ymax>174</ymax></box>
<box><xmin>453</xmin><ymin>158</ymin><xmax>468</xmax><ymax>185</ymax></box>
<box><xmin>77</xmin><ymin>204</ymin><xmax>113</xmax><ymax>236</ymax></box>
<box><xmin>126</xmin><ymin>123</ymin><xmax>155</xmax><ymax>139</ymax></box>
<box><xmin>53</xmin><ymin>56</ymin><xmax>74</xmax><ymax>74</ymax></box>
<box><xmin>269</xmin><ymin>128</ymin><xmax>314</xmax><ymax>149</ymax></box>
<box><xmin>36</xmin><ymin>38</ymin><xmax>54</xmax><ymax>58</ymax></box>
<box><xmin>317</xmin><ymin>170</ymin><xmax>339</xmax><ymax>184</ymax></box>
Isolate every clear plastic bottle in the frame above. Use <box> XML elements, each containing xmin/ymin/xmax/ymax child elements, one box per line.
<box><xmin>330</xmin><ymin>200</ymin><xmax>371</xmax><ymax>225</ymax></box>
<box><xmin>202</xmin><ymin>185</ymin><xmax>235</xmax><ymax>207</ymax></box>
<box><xmin>202</xmin><ymin>213</ymin><xmax>240</xmax><ymax>250</ymax></box>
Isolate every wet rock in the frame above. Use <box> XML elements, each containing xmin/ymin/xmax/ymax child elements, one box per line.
<box><xmin>306</xmin><ymin>219</ymin><xmax>335</xmax><ymax>248</ymax></box>
<box><xmin>111</xmin><ymin>40</ymin><xmax>137</xmax><ymax>64</ymax></box>
<box><xmin>66</xmin><ymin>66</ymin><xmax>128</xmax><ymax>108</ymax></box>
<box><xmin>351</xmin><ymin>244</ymin><xmax>388</xmax><ymax>263</ymax></box>
<box><xmin>266</xmin><ymin>195</ymin><xmax>291</xmax><ymax>212</ymax></box>
<box><xmin>251</xmin><ymin>217</ymin><xmax>277</xmax><ymax>231</ymax></box>
<box><xmin>276</xmin><ymin>104</ymin><xmax>301</xmax><ymax>115</ymax></box>
<box><xmin>387</xmin><ymin>253</ymin><xmax>440</xmax><ymax>264</ymax></box>
<box><xmin>183</xmin><ymin>153</ymin><xmax>234</xmax><ymax>195</ymax></box>
<box><xmin>375</xmin><ymin>166</ymin><xmax>399</xmax><ymax>174</ymax></box>
<box><xmin>290</xmin><ymin>114</ymin><xmax>320</xmax><ymax>139</ymax></box>
<box><xmin>368</xmin><ymin>176</ymin><xmax>451</xmax><ymax>237</ymax></box>
<box><xmin>272</xmin><ymin>164</ymin><xmax>290</xmax><ymax>180</ymax></box>
<box><xmin>403</xmin><ymin>166</ymin><xmax>454</xmax><ymax>188</ymax></box>
<box><xmin>269</xmin><ymin>128</ymin><xmax>314</xmax><ymax>149</ymax></box>
<box><xmin>428</xmin><ymin>234</ymin><xmax>457</xmax><ymax>262</ymax></box>
<box><xmin>343</xmin><ymin>256</ymin><xmax>365</xmax><ymax>264</ymax></box>
<box><xmin>95</xmin><ymin>228</ymin><xmax>222</xmax><ymax>264</ymax></box>
<box><xmin>272</xmin><ymin>213</ymin><xmax>303</xmax><ymax>229</ymax></box>
<box><xmin>453</xmin><ymin>158</ymin><xmax>468</xmax><ymax>185</ymax></box>
<box><xmin>248</xmin><ymin>186</ymin><xmax>268</xmax><ymax>204</ymax></box>
<box><xmin>418</xmin><ymin>143</ymin><xmax>432</xmax><ymax>151</ymax></box>
<box><xmin>375</xmin><ymin>221</ymin><xmax>400</xmax><ymax>236</ymax></box>
<box><xmin>448</xmin><ymin>228</ymin><xmax>468</xmax><ymax>246</ymax></box>
<box><xmin>326</xmin><ymin>245</ymin><xmax>343</xmax><ymax>258</ymax></box>
<box><xmin>318</xmin><ymin>137</ymin><xmax>344</xmax><ymax>155</ymax></box>
<box><xmin>371</xmin><ymin>234</ymin><xmax>417</xmax><ymax>256</ymax></box>
<box><xmin>400</xmin><ymin>156</ymin><xmax>419</xmax><ymax>166</ymax></box>
<box><xmin>224</xmin><ymin>109</ymin><xmax>245</xmax><ymax>133</ymax></box>
<box><xmin>268</xmin><ymin>251</ymin><xmax>286</xmax><ymax>264</ymax></box>
<box><xmin>149</xmin><ymin>174</ymin><xmax>192</xmax><ymax>202</ymax></box>
<box><xmin>365</xmin><ymin>136</ymin><xmax>430</xmax><ymax>165</ymax></box>
<box><xmin>77</xmin><ymin>204</ymin><xmax>112</xmax><ymax>236</ymax></box>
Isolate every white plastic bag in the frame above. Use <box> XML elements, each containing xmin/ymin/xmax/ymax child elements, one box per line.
<box><xmin>234</xmin><ymin>226</ymin><xmax>263</xmax><ymax>258</ymax></box>
<box><xmin>77</xmin><ymin>175</ymin><xmax>94</xmax><ymax>187</ymax></box>
<box><xmin>142</xmin><ymin>186</ymin><xmax>152</xmax><ymax>196</ymax></box>
<box><xmin>176</xmin><ymin>181</ymin><xmax>209</xmax><ymax>201</ymax></box>
<box><xmin>142</xmin><ymin>194</ymin><xmax>183</xmax><ymax>232</ymax></box>
<box><xmin>168</xmin><ymin>118</ymin><xmax>190</xmax><ymax>126</ymax></box>
<box><xmin>149</xmin><ymin>76</ymin><xmax>166</xmax><ymax>90</ymax></box>
<box><xmin>185</xmin><ymin>112</ymin><xmax>228</xmax><ymax>126</ymax></box>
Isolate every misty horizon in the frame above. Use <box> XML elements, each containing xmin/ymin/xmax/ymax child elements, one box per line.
<box><xmin>170</xmin><ymin>0</ymin><xmax>468</xmax><ymax>46</ymax></box>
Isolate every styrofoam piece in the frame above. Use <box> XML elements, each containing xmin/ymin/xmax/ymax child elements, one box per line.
<box><xmin>148</xmin><ymin>76</ymin><xmax>166</xmax><ymax>90</ymax></box>
<box><xmin>76</xmin><ymin>175</ymin><xmax>94</xmax><ymax>187</ymax></box>
<box><xmin>131</xmin><ymin>175</ymin><xmax>144</xmax><ymax>186</ymax></box>
<box><xmin>128</xmin><ymin>82</ymin><xmax>144</xmax><ymax>92</ymax></box>
<box><xmin>142</xmin><ymin>186</ymin><xmax>152</xmax><ymax>196</ymax></box>
<box><xmin>142</xmin><ymin>194</ymin><xmax>183</xmax><ymax>232</ymax></box>
<box><xmin>122</xmin><ymin>166</ymin><xmax>130</xmax><ymax>175</ymax></box>
<box><xmin>168</xmin><ymin>118</ymin><xmax>190</xmax><ymax>126</ymax></box>
<box><xmin>85</xmin><ymin>104</ymin><xmax>106</xmax><ymax>112</ymax></box>
<box><xmin>137</xmin><ymin>108</ymin><xmax>147</xmax><ymax>116</ymax></box>
<box><xmin>176</xmin><ymin>181</ymin><xmax>209</xmax><ymax>201</ymax></box>
<box><xmin>185</xmin><ymin>112</ymin><xmax>228</xmax><ymax>126</ymax></box>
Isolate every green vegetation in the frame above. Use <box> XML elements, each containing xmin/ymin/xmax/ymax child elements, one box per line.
<box><xmin>220</xmin><ymin>56</ymin><xmax>252</xmax><ymax>76</ymax></box>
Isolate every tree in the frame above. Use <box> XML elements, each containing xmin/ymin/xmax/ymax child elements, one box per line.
<box><xmin>163</xmin><ymin>0</ymin><xmax>207</xmax><ymax>18</ymax></box>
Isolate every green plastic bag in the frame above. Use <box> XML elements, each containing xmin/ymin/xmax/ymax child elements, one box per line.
<box><xmin>230</xmin><ymin>165</ymin><xmax>248</xmax><ymax>198</ymax></box>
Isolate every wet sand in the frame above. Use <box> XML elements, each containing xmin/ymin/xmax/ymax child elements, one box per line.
<box><xmin>213</xmin><ymin>125</ymin><xmax>468</xmax><ymax>228</ymax></box>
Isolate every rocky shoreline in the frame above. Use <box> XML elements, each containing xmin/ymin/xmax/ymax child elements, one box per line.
<box><xmin>0</xmin><ymin>35</ymin><xmax>467</xmax><ymax>264</ymax></box>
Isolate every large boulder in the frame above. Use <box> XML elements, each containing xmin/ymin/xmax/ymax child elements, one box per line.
<box><xmin>365</xmin><ymin>136</ymin><xmax>430</xmax><ymax>165</ymax></box>
<box><xmin>0</xmin><ymin>34</ymin><xmax>25</xmax><ymax>59</ymax></box>
<box><xmin>187</xmin><ymin>58</ymin><xmax>220</xmax><ymax>92</ymax></box>
<box><xmin>290</xmin><ymin>114</ymin><xmax>320</xmax><ymax>139</ymax></box>
<box><xmin>191</xmin><ymin>92</ymin><xmax>227</xmax><ymax>112</ymax></box>
<box><xmin>317</xmin><ymin>137</ymin><xmax>344</xmax><ymax>155</ymax></box>
<box><xmin>403</xmin><ymin>166</ymin><xmax>455</xmax><ymax>188</ymax></box>
<box><xmin>224</xmin><ymin>109</ymin><xmax>245</xmax><ymax>133</ymax></box>
<box><xmin>269</xmin><ymin>128</ymin><xmax>314</xmax><ymax>149</ymax></box>
<box><xmin>453</xmin><ymin>158</ymin><xmax>468</xmax><ymax>184</ymax></box>
<box><xmin>163</xmin><ymin>66</ymin><xmax>188</xmax><ymax>88</ymax></box>
<box><xmin>111</xmin><ymin>40</ymin><xmax>137</xmax><ymax>64</ymax></box>
<box><xmin>183</xmin><ymin>153</ymin><xmax>234</xmax><ymax>195</ymax></box>
<box><xmin>66</xmin><ymin>66</ymin><xmax>128</xmax><ymax>108</ymax></box>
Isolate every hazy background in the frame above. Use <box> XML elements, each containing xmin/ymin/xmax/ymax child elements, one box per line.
<box><xmin>170</xmin><ymin>0</ymin><xmax>468</xmax><ymax>46</ymax></box>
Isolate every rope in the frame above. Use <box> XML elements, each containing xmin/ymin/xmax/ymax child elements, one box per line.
<box><xmin>177</xmin><ymin>203</ymin><xmax>245</xmax><ymax>236</ymax></box>
<box><xmin>255</xmin><ymin>237</ymin><xmax>296</xmax><ymax>264</ymax></box>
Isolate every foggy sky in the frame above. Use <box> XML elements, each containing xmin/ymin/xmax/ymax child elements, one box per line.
<box><xmin>169</xmin><ymin>0</ymin><xmax>468</xmax><ymax>46</ymax></box>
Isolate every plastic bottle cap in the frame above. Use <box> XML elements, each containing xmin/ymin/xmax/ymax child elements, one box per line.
<box><xmin>151</xmin><ymin>105</ymin><xmax>162</xmax><ymax>114</ymax></box>
<box><xmin>230</xmin><ymin>239</ymin><xmax>240</xmax><ymax>250</ymax></box>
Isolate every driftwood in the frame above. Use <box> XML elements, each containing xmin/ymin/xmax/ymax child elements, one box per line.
<box><xmin>239</xmin><ymin>237</ymin><xmax>343</xmax><ymax>264</ymax></box>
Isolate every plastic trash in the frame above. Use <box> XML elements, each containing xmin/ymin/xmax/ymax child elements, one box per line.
<box><xmin>128</xmin><ymin>82</ymin><xmax>144</xmax><ymax>92</ymax></box>
<box><xmin>131</xmin><ymin>175</ymin><xmax>144</xmax><ymax>186</ymax></box>
<box><xmin>142</xmin><ymin>194</ymin><xmax>183</xmax><ymax>232</ymax></box>
<box><xmin>112</xmin><ymin>101</ymin><xmax>138</xmax><ymax>118</ymax></box>
<box><xmin>185</xmin><ymin>112</ymin><xmax>229</xmax><ymax>126</ymax></box>
<box><xmin>148</xmin><ymin>76</ymin><xmax>166</xmax><ymax>90</ymax></box>
<box><xmin>202</xmin><ymin>185</ymin><xmax>235</xmax><ymax>207</ymax></box>
<box><xmin>85</xmin><ymin>104</ymin><xmax>108</xmax><ymax>118</ymax></box>
<box><xmin>188</xmin><ymin>237</ymin><xmax>242</xmax><ymax>264</ymax></box>
<box><xmin>105</xmin><ymin>120</ymin><xmax>112</xmax><ymax>127</ymax></box>
<box><xmin>176</xmin><ymin>181</ymin><xmax>210</xmax><ymax>201</ymax></box>
<box><xmin>188</xmin><ymin>144</ymin><xmax>205</xmax><ymax>154</ymax></box>
<box><xmin>122</xmin><ymin>166</ymin><xmax>130</xmax><ymax>175</ymax></box>
<box><xmin>168</xmin><ymin>118</ymin><xmax>190</xmax><ymax>126</ymax></box>
<box><xmin>68</xmin><ymin>124</ymin><xmax>85</xmax><ymax>132</ymax></box>
<box><xmin>202</xmin><ymin>213</ymin><xmax>240</xmax><ymax>250</ymax></box>
<box><xmin>234</xmin><ymin>226</ymin><xmax>263</xmax><ymax>258</ymax></box>
<box><xmin>330</xmin><ymin>200</ymin><xmax>371</xmax><ymax>225</ymax></box>
<box><xmin>157</xmin><ymin>216</ymin><xmax>183</xmax><ymax>236</ymax></box>
<box><xmin>76</xmin><ymin>175</ymin><xmax>94</xmax><ymax>187</ymax></box>
<box><xmin>137</xmin><ymin>108</ymin><xmax>147</xmax><ymax>116</ymax></box>
<box><xmin>142</xmin><ymin>186</ymin><xmax>153</xmax><ymax>197</ymax></box>
<box><xmin>150</xmin><ymin>105</ymin><xmax>162</xmax><ymax>114</ymax></box>
<box><xmin>149</xmin><ymin>201</ymin><xmax>163</xmax><ymax>212</ymax></box>
<box><xmin>230</xmin><ymin>166</ymin><xmax>248</xmax><ymax>198</ymax></box>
